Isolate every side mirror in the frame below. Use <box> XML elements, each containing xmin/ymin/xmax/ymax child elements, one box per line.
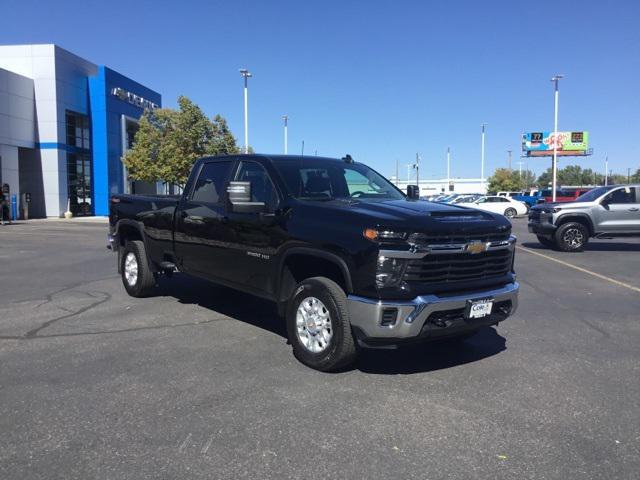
<box><xmin>227</xmin><ymin>181</ymin><xmax>265</xmax><ymax>213</ymax></box>
<box><xmin>407</xmin><ymin>185</ymin><xmax>419</xmax><ymax>199</ymax></box>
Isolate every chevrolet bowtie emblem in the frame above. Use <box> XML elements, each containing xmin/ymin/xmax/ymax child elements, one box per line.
<box><xmin>466</xmin><ymin>241</ymin><xmax>489</xmax><ymax>254</ymax></box>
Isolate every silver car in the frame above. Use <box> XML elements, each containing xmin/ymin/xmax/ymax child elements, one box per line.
<box><xmin>528</xmin><ymin>185</ymin><xmax>640</xmax><ymax>251</ymax></box>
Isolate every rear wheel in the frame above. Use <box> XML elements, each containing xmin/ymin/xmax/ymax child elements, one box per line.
<box><xmin>121</xmin><ymin>240</ymin><xmax>156</xmax><ymax>297</ymax></box>
<box><xmin>555</xmin><ymin>222</ymin><xmax>589</xmax><ymax>252</ymax></box>
<box><xmin>536</xmin><ymin>235</ymin><xmax>556</xmax><ymax>248</ymax></box>
<box><xmin>504</xmin><ymin>208</ymin><xmax>517</xmax><ymax>218</ymax></box>
<box><xmin>286</xmin><ymin>277</ymin><xmax>357</xmax><ymax>372</ymax></box>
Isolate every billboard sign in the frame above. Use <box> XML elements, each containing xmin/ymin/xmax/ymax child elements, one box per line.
<box><xmin>522</xmin><ymin>131</ymin><xmax>589</xmax><ymax>156</ymax></box>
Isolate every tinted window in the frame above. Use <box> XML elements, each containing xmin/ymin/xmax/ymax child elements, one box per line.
<box><xmin>191</xmin><ymin>161</ymin><xmax>232</xmax><ymax>203</ymax></box>
<box><xmin>605</xmin><ymin>187</ymin><xmax>637</xmax><ymax>204</ymax></box>
<box><xmin>235</xmin><ymin>161</ymin><xmax>279</xmax><ymax>209</ymax></box>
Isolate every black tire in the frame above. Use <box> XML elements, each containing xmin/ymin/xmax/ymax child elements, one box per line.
<box><xmin>120</xmin><ymin>240</ymin><xmax>156</xmax><ymax>297</ymax></box>
<box><xmin>536</xmin><ymin>235</ymin><xmax>556</xmax><ymax>248</ymax></box>
<box><xmin>555</xmin><ymin>222</ymin><xmax>589</xmax><ymax>252</ymax></box>
<box><xmin>286</xmin><ymin>277</ymin><xmax>357</xmax><ymax>372</ymax></box>
<box><xmin>524</xmin><ymin>204</ymin><xmax>531</xmax><ymax>214</ymax></box>
<box><xmin>504</xmin><ymin>208</ymin><xmax>517</xmax><ymax>218</ymax></box>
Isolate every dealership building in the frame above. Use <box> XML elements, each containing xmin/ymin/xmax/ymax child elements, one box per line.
<box><xmin>0</xmin><ymin>44</ymin><xmax>161</xmax><ymax>218</ymax></box>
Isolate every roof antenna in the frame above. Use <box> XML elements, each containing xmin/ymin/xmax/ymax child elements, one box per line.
<box><xmin>342</xmin><ymin>154</ymin><xmax>353</xmax><ymax>163</ymax></box>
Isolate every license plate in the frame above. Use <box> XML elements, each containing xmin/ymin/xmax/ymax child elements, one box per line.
<box><xmin>465</xmin><ymin>298</ymin><xmax>493</xmax><ymax>319</ymax></box>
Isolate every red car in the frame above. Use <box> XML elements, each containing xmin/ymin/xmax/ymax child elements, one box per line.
<box><xmin>537</xmin><ymin>188</ymin><xmax>592</xmax><ymax>204</ymax></box>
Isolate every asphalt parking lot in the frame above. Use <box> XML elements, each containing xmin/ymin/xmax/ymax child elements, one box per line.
<box><xmin>1</xmin><ymin>218</ymin><xmax>639</xmax><ymax>479</ymax></box>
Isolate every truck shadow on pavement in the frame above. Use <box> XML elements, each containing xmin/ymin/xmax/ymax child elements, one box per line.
<box><xmin>521</xmin><ymin>241</ymin><xmax>640</xmax><ymax>252</ymax></box>
<box><xmin>154</xmin><ymin>273</ymin><xmax>507</xmax><ymax>374</ymax></box>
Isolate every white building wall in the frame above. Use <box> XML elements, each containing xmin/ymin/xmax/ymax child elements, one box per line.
<box><xmin>0</xmin><ymin>45</ymin><xmax>98</xmax><ymax>216</ymax></box>
<box><xmin>393</xmin><ymin>178</ymin><xmax>487</xmax><ymax>196</ymax></box>
<box><xmin>0</xmin><ymin>67</ymin><xmax>35</xmax><ymax>202</ymax></box>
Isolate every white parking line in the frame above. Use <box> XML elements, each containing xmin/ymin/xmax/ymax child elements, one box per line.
<box><xmin>517</xmin><ymin>245</ymin><xmax>640</xmax><ymax>294</ymax></box>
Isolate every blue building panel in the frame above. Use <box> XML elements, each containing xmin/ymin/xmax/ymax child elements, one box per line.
<box><xmin>88</xmin><ymin>66</ymin><xmax>161</xmax><ymax>215</ymax></box>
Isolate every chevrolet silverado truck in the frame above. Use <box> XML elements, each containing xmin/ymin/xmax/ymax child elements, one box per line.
<box><xmin>529</xmin><ymin>185</ymin><xmax>640</xmax><ymax>251</ymax></box>
<box><xmin>108</xmin><ymin>154</ymin><xmax>519</xmax><ymax>371</ymax></box>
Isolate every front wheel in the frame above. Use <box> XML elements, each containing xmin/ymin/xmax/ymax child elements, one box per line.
<box><xmin>555</xmin><ymin>222</ymin><xmax>589</xmax><ymax>252</ymax></box>
<box><xmin>286</xmin><ymin>277</ymin><xmax>357</xmax><ymax>372</ymax></box>
<box><xmin>504</xmin><ymin>208</ymin><xmax>517</xmax><ymax>218</ymax></box>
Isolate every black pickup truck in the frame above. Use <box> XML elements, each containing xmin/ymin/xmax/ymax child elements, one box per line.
<box><xmin>109</xmin><ymin>154</ymin><xmax>519</xmax><ymax>371</ymax></box>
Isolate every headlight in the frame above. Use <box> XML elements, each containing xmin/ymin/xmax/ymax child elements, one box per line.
<box><xmin>376</xmin><ymin>255</ymin><xmax>407</xmax><ymax>289</ymax></box>
<box><xmin>363</xmin><ymin>228</ymin><xmax>407</xmax><ymax>242</ymax></box>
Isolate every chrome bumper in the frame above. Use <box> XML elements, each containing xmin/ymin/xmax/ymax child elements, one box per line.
<box><xmin>347</xmin><ymin>282</ymin><xmax>519</xmax><ymax>340</ymax></box>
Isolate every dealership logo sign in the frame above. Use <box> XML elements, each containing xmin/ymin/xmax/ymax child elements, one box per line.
<box><xmin>111</xmin><ymin>87</ymin><xmax>159</xmax><ymax>110</ymax></box>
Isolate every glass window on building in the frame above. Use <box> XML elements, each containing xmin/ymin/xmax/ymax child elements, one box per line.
<box><xmin>65</xmin><ymin>111</ymin><xmax>92</xmax><ymax>216</ymax></box>
<box><xmin>66</xmin><ymin>111</ymin><xmax>91</xmax><ymax>149</ymax></box>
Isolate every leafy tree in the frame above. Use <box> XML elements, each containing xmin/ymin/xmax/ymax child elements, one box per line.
<box><xmin>536</xmin><ymin>165</ymin><xmax>604</xmax><ymax>187</ymax></box>
<box><xmin>123</xmin><ymin>96</ymin><xmax>239</xmax><ymax>187</ymax></box>
<box><xmin>487</xmin><ymin>168</ymin><xmax>531</xmax><ymax>192</ymax></box>
<box><xmin>632</xmin><ymin>169</ymin><xmax>640</xmax><ymax>183</ymax></box>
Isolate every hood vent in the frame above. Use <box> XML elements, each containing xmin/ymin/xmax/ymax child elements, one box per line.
<box><xmin>429</xmin><ymin>210</ymin><xmax>492</xmax><ymax>222</ymax></box>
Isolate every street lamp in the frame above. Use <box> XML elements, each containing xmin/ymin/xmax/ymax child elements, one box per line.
<box><xmin>239</xmin><ymin>69</ymin><xmax>252</xmax><ymax>154</ymax></box>
<box><xmin>481</xmin><ymin>123</ymin><xmax>487</xmax><ymax>192</ymax></box>
<box><xmin>446</xmin><ymin>147</ymin><xmax>451</xmax><ymax>186</ymax></box>
<box><xmin>551</xmin><ymin>74</ymin><xmax>564</xmax><ymax>202</ymax></box>
<box><xmin>282</xmin><ymin>115</ymin><xmax>288</xmax><ymax>154</ymax></box>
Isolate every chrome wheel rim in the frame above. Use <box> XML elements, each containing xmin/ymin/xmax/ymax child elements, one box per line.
<box><xmin>505</xmin><ymin>209</ymin><xmax>516</xmax><ymax>218</ymax></box>
<box><xmin>296</xmin><ymin>296</ymin><xmax>333</xmax><ymax>353</ymax></box>
<box><xmin>124</xmin><ymin>252</ymin><xmax>138</xmax><ymax>286</ymax></box>
<box><xmin>563</xmin><ymin>228</ymin><xmax>584</xmax><ymax>248</ymax></box>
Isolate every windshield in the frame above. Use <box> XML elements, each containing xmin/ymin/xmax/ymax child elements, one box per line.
<box><xmin>573</xmin><ymin>186</ymin><xmax>614</xmax><ymax>202</ymax></box>
<box><xmin>273</xmin><ymin>159</ymin><xmax>405</xmax><ymax>201</ymax></box>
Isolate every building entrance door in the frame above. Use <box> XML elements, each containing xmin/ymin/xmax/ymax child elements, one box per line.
<box><xmin>67</xmin><ymin>152</ymin><xmax>92</xmax><ymax>216</ymax></box>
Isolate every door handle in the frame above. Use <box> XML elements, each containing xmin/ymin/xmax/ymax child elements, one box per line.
<box><xmin>183</xmin><ymin>215</ymin><xmax>204</xmax><ymax>224</ymax></box>
<box><xmin>628</xmin><ymin>208</ymin><xmax>639</xmax><ymax>212</ymax></box>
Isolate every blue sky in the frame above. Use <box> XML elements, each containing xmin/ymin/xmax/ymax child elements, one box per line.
<box><xmin>2</xmin><ymin>0</ymin><xmax>639</xmax><ymax>180</ymax></box>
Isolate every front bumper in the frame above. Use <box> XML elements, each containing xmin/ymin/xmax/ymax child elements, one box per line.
<box><xmin>527</xmin><ymin>221</ymin><xmax>557</xmax><ymax>235</ymax></box>
<box><xmin>347</xmin><ymin>282</ymin><xmax>519</xmax><ymax>346</ymax></box>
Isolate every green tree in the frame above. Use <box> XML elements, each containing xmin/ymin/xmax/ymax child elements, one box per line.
<box><xmin>631</xmin><ymin>169</ymin><xmax>640</xmax><ymax>183</ymax></box>
<box><xmin>487</xmin><ymin>168</ymin><xmax>525</xmax><ymax>192</ymax></box>
<box><xmin>123</xmin><ymin>96</ymin><xmax>239</xmax><ymax>187</ymax></box>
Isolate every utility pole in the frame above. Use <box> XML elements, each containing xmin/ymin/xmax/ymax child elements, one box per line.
<box><xmin>507</xmin><ymin>150</ymin><xmax>512</xmax><ymax>170</ymax></box>
<box><xmin>282</xmin><ymin>115</ymin><xmax>288</xmax><ymax>154</ymax></box>
<box><xmin>551</xmin><ymin>74</ymin><xmax>564</xmax><ymax>201</ymax></box>
<box><xmin>415</xmin><ymin>153</ymin><xmax>420</xmax><ymax>190</ymax></box>
<box><xmin>239</xmin><ymin>69</ymin><xmax>252</xmax><ymax>154</ymax></box>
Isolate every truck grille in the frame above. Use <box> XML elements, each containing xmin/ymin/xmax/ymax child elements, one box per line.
<box><xmin>403</xmin><ymin>248</ymin><xmax>513</xmax><ymax>284</ymax></box>
<box><xmin>407</xmin><ymin>232</ymin><xmax>510</xmax><ymax>245</ymax></box>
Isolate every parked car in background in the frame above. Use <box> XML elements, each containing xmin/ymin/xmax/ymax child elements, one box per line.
<box><xmin>529</xmin><ymin>185</ymin><xmax>640</xmax><ymax>251</ymax></box>
<box><xmin>450</xmin><ymin>194</ymin><xmax>483</xmax><ymax>204</ymax></box>
<box><xmin>512</xmin><ymin>190</ymin><xmax>542</xmax><ymax>211</ymax></box>
<box><xmin>497</xmin><ymin>191</ymin><xmax>524</xmax><ymax>198</ymax></box>
<box><xmin>537</xmin><ymin>188</ymin><xmax>592</xmax><ymax>204</ymax></box>
<box><xmin>465</xmin><ymin>195</ymin><xmax>528</xmax><ymax>218</ymax></box>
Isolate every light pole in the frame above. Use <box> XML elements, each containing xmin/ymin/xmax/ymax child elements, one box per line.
<box><xmin>239</xmin><ymin>69</ymin><xmax>252</xmax><ymax>153</ymax></box>
<box><xmin>481</xmin><ymin>124</ymin><xmax>487</xmax><ymax>192</ymax></box>
<box><xmin>282</xmin><ymin>115</ymin><xmax>288</xmax><ymax>154</ymax></box>
<box><xmin>605</xmin><ymin>156</ymin><xmax>609</xmax><ymax>186</ymax></box>
<box><xmin>415</xmin><ymin>152</ymin><xmax>421</xmax><ymax>189</ymax></box>
<box><xmin>446</xmin><ymin>147</ymin><xmax>451</xmax><ymax>187</ymax></box>
<box><xmin>507</xmin><ymin>150</ymin><xmax>512</xmax><ymax>170</ymax></box>
<box><xmin>551</xmin><ymin>74</ymin><xmax>564</xmax><ymax>202</ymax></box>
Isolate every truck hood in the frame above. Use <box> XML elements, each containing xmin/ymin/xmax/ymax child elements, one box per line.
<box><xmin>303</xmin><ymin>199</ymin><xmax>512</xmax><ymax>235</ymax></box>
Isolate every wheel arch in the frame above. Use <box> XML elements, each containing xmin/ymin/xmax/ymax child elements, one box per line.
<box><xmin>277</xmin><ymin>247</ymin><xmax>354</xmax><ymax>307</ymax></box>
<box><xmin>114</xmin><ymin>220</ymin><xmax>154</xmax><ymax>272</ymax></box>
<box><xmin>555</xmin><ymin>213</ymin><xmax>594</xmax><ymax>236</ymax></box>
